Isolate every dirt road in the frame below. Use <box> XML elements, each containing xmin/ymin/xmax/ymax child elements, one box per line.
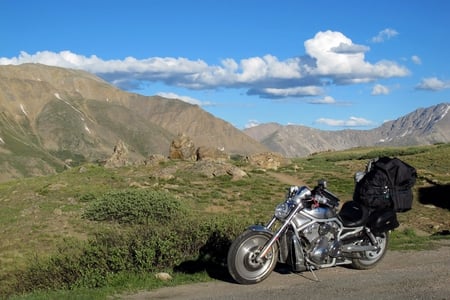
<box><xmin>120</xmin><ymin>241</ymin><xmax>450</xmax><ymax>300</ymax></box>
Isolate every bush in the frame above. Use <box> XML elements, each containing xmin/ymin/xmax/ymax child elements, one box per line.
<box><xmin>10</xmin><ymin>213</ymin><xmax>250</xmax><ymax>294</ymax></box>
<box><xmin>82</xmin><ymin>189</ymin><xmax>186</xmax><ymax>225</ymax></box>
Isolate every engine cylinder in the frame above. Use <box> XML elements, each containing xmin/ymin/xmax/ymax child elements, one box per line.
<box><xmin>311</xmin><ymin>237</ymin><xmax>330</xmax><ymax>264</ymax></box>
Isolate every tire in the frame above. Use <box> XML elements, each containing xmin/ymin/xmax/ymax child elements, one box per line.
<box><xmin>227</xmin><ymin>230</ymin><xmax>278</xmax><ymax>284</ymax></box>
<box><xmin>351</xmin><ymin>231</ymin><xmax>389</xmax><ymax>270</ymax></box>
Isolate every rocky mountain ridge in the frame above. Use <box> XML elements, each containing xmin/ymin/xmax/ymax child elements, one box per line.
<box><xmin>1</xmin><ymin>63</ymin><xmax>449</xmax><ymax>182</ymax></box>
<box><xmin>244</xmin><ymin>103</ymin><xmax>450</xmax><ymax>157</ymax></box>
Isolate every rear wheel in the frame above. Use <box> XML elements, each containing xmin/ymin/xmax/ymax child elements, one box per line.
<box><xmin>227</xmin><ymin>230</ymin><xmax>278</xmax><ymax>284</ymax></box>
<box><xmin>351</xmin><ymin>231</ymin><xmax>389</xmax><ymax>269</ymax></box>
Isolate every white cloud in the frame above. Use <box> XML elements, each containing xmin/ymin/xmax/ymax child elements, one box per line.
<box><xmin>416</xmin><ymin>77</ymin><xmax>450</xmax><ymax>91</ymax></box>
<box><xmin>308</xmin><ymin>96</ymin><xmax>337</xmax><ymax>104</ymax></box>
<box><xmin>0</xmin><ymin>30</ymin><xmax>410</xmax><ymax>99</ymax></box>
<box><xmin>371</xmin><ymin>28</ymin><xmax>399</xmax><ymax>43</ymax></box>
<box><xmin>258</xmin><ymin>86</ymin><xmax>323</xmax><ymax>98</ymax></box>
<box><xmin>245</xmin><ymin>120</ymin><xmax>260</xmax><ymax>128</ymax></box>
<box><xmin>411</xmin><ymin>55</ymin><xmax>422</xmax><ymax>65</ymax></box>
<box><xmin>331</xmin><ymin>42</ymin><xmax>370</xmax><ymax>54</ymax></box>
<box><xmin>304</xmin><ymin>31</ymin><xmax>409</xmax><ymax>84</ymax></box>
<box><xmin>156</xmin><ymin>92</ymin><xmax>213</xmax><ymax>106</ymax></box>
<box><xmin>315</xmin><ymin>116</ymin><xmax>373</xmax><ymax>127</ymax></box>
<box><xmin>371</xmin><ymin>84</ymin><xmax>390</xmax><ymax>95</ymax></box>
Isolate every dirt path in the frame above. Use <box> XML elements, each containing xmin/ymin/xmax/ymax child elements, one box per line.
<box><xmin>267</xmin><ymin>171</ymin><xmax>307</xmax><ymax>186</ymax></box>
<box><xmin>119</xmin><ymin>241</ymin><xmax>450</xmax><ymax>300</ymax></box>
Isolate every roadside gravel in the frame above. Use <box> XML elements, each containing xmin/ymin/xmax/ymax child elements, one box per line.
<box><xmin>119</xmin><ymin>240</ymin><xmax>450</xmax><ymax>300</ymax></box>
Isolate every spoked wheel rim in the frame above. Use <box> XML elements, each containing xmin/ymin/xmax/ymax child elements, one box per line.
<box><xmin>360</xmin><ymin>232</ymin><xmax>387</xmax><ymax>264</ymax></box>
<box><xmin>233</xmin><ymin>234</ymin><xmax>277</xmax><ymax>281</ymax></box>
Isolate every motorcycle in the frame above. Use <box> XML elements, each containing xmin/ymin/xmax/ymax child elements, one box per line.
<box><xmin>227</xmin><ymin>179</ymin><xmax>400</xmax><ymax>284</ymax></box>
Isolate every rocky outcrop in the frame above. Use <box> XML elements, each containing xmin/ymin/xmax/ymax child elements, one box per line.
<box><xmin>196</xmin><ymin>146</ymin><xmax>229</xmax><ymax>162</ymax></box>
<box><xmin>104</xmin><ymin>140</ymin><xmax>130</xmax><ymax>168</ymax></box>
<box><xmin>188</xmin><ymin>160</ymin><xmax>247</xmax><ymax>180</ymax></box>
<box><xmin>246</xmin><ymin>152</ymin><xmax>291</xmax><ymax>170</ymax></box>
<box><xmin>168</xmin><ymin>134</ymin><xmax>197</xmax><ymax>160</ymax></box>
<box><xmin>144</xmin><ymin>154</ymin><xmax>168</xmax><ymax>166</ymax></box>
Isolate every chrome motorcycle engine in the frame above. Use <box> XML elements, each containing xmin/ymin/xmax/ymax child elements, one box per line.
<box><xmin>302</xmin><ymin>222</ymin><xmax>341</xmax><ymax>264</ymax></box>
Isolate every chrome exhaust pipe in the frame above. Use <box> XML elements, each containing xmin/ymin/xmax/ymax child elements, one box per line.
<box><xmin>342</xmin><ymin>244</ymin><xmax>378</xmax><ymax>253</ymax></box>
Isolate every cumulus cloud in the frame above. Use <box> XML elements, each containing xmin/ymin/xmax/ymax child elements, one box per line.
<box><xmin>0</xmin><ymin>30</ymin><xmax>410</xmax><ymax>99</ymax></box>
<box><xmin>304</xmin><ymin>31</ymin><xmax>409</xmax><ymax>84</ymax></box>
<box><xmin>156</xmin><ymin>92</ymin><xmax>214</xmax><ymax>106</ymax></box>
<box><xmin>411</xmin><ymin>55</ymin><xmax>422</xmax><ymax>65</ymax></box>
<box><xmin>371</xmin><ymin>84</ymin><xmax>390</xmax><ymax>95</ymax></box>
<box><xmin>371</xmin><ymin>28</ymin><xmax>399</xmax><ymax>43</ymax></box>
<box><xmin>331</xmin><ymin>43</ymin><xmax>370</xmax><ymax>54</ymax></box>
<box><xmin>315</xmin><ymin>116</ymin><xmax>373</xmax><ymax>127</ymax></box>
<box><xmin>249</xmin><ymin>86</ymin><xmax>323</xmax><ymax>98</ymax></box>
<box><xmin>415</xmin><ymin>77</ymin><xmax>450</xmax><ymax>91</ymax></box>
<box><xmin>308</xmin><ymin>96</ymin><xmax>337</xmax><ymax>104</ymax></box>
<box><xmin>245</xmin><ymin>120</ymin><xmax>261</xmax><ymax>129</ymax></box>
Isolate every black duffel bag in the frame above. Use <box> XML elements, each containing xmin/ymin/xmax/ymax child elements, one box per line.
<box><xmin>354</xmin><ymin>157</ymin><xmax>417</xmax><ymax>212</ymax></box>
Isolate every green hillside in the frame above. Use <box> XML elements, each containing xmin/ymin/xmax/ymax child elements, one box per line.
<box><xmin>1</xmin><ymin>144</ymin><xmax>449</xmax><ymax>298</ymax></box>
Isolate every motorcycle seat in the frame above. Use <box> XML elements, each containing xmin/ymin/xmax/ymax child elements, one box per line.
<box><xmin>338</xmin><ymin>201</ymin><xmax>369</xmax><ymax>227</ymax></box>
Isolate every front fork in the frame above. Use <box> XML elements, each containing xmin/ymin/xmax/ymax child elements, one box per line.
<box><xmin>255</xmin><ymin>205</ymin><xmax>304</xmax><ymax>262</ymax></box>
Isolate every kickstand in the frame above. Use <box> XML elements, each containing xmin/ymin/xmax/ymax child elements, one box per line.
<box><xmin>299</xmin><ymin>265</ymin><xmax>320</xmax><ymax>282</ymax></box>
<box><xmin>308</xmin><ymin>265</ymin><xmax>320</xmax><ymax>282</ymax></box>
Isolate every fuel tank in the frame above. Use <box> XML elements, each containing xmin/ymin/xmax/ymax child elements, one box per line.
<box><xmin>292</xmin><ymin>206</ymin><xmax>337</xmax><ymax>228</ymax></box>
<box><xmin>304</xmin><ymin>206</ymin><xmax>337</xmax><ymax>219</ymax></box>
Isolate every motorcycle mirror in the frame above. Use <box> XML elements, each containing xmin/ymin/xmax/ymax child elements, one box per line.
<box><xmin>318</xmin><ymin>179</ymin><xmax>327</xmax><ymax>189</ymax></box>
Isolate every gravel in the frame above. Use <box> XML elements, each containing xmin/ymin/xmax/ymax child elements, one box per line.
<box><xmin>119</xmin><ymin>240</ymin><xmax>450</xmax><ymax>300</ymax></box>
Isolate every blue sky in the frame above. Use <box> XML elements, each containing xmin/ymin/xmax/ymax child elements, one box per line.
<box><xmin>1</xmin><ymin>0</ymin><xmax>449</xmax><ymax>130</ymax></box>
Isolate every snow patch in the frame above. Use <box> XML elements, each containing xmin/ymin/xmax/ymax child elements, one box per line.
<box><xmin>84</xmin><ymin>125</ymin><xmax>91</xmax><ymax>134</ymax></box>
<box><xmin>54</xmin><ymin>92</ymin><xmax>84</xmax><ymax>115</ymax></box>
<box><xmin>401</xmin><ymin>130</ymin><xmax>410</xmax><ymax>137</ymax></box>
<box><xmin>440</xmin><ymin>104</ymin><xmax>450</xmax><ymax>120</ymax></box>
<box><xmin>20</xmin><ymin>104</ymin><xmax>29</xmax><ymax>116</ymax></box>
<box><xmin>0</xmin><ymin>137</ymin><xmax>5</xmax><ymax>144</ymax></box>
<box><xmin>54</xmin><ymin>92</ymin><xmax>95</xmax><ymax>134</ymax></box>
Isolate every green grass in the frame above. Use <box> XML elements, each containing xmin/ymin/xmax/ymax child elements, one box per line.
<box><xmin>1</xmin><ymin>143</ymin><xmax>449</xmax><ymax>299</ymax></box>
<box><xmin>389</xmin><ymin>228</ymin><xmax>448</xmax><ymax>251</ymax></box>
<box><xmin>10</xmin><ymin>270</ymin><xmax>213</xmax><ymax>300</ymax></box>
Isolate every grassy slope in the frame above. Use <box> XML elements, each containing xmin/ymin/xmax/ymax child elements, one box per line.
<box><xmin>0</xmin><ymin>143</ymin><xmax>449</xmax><ymax>296</ymax></box>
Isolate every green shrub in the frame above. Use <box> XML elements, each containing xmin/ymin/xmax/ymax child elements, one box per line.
<box><xmin>82</xmin><ymin>189</ymin><xmax>186</xmax><ymax>225</ymax></box>
<box><xmin>10</xmin><ymin>213</ymin><xmax>250</xmax><ymax>294</ymax></box>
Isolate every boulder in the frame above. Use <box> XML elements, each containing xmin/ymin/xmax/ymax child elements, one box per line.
<box><xmin>196</xmin><ymin>146</ymin><xmax>229</xmax><ymax>162</ymax></box>
<box><xmin>246</xmin><ymin>152</ymin><xmax>290</xmax><ymax>170</ymax></box>
<box><xmin>144</xmin><ymin>154</ymin><xmax>168</xmax><ymax>166</ymax></box>
<box><xmin>168</xmin><ymin>134</ymin><xmax>196</xmax><ymax>160</ymax></box>
<box><xmin>155</xmin><ymin>272</ymin><xmax>173</xmax><ymax>281</ymax></box>
<box><xmin>104</xmin><ymin>140</ymin><xmax>130</xmax><ymax>168</ymax></box>
<box><xmin>189</xmin><ymin>160</ymin><xmax>247</xmax><ymax>180</ymax></box>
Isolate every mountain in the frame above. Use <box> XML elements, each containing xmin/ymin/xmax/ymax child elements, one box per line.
<box><xmin>0</xmin><ymin>64</ymin><xmax>269</xmax><ymax>182</ymax></box>
<box><xmin>244</xmin><ymin>103</ymin><xmax>450</xmax><ymax>157</ymax></box>
<box><xmin>1</xmin><ymin>63</ymin><xmax>448</xmax><ymax>182</ymax></box>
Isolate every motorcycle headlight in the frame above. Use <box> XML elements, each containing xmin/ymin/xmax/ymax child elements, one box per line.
<box><xmin>275</xmin><ymin>201</ymin><xmax>292</xmax><ymax>219</ymax></box>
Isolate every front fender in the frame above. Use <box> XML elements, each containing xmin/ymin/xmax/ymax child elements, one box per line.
<box><xmin>246</xmin><ymin>224</ymin><xmax>285</xmax><ymax>262</ymax></box>
<box><xmin>247</xmin><ymin>224</ymin><xmax>274</xmax><ymax>235</ymax></box>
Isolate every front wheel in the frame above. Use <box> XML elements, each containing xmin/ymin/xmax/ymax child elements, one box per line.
<box><xmin>351</xmin><ymin>231</ymin><xmax>389</xmax><ymax>269</ymax></box>
<box><xmin>227</xmin><ymin>230</ymin><xmax>278</xmax><ymax>284</ymax></box>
